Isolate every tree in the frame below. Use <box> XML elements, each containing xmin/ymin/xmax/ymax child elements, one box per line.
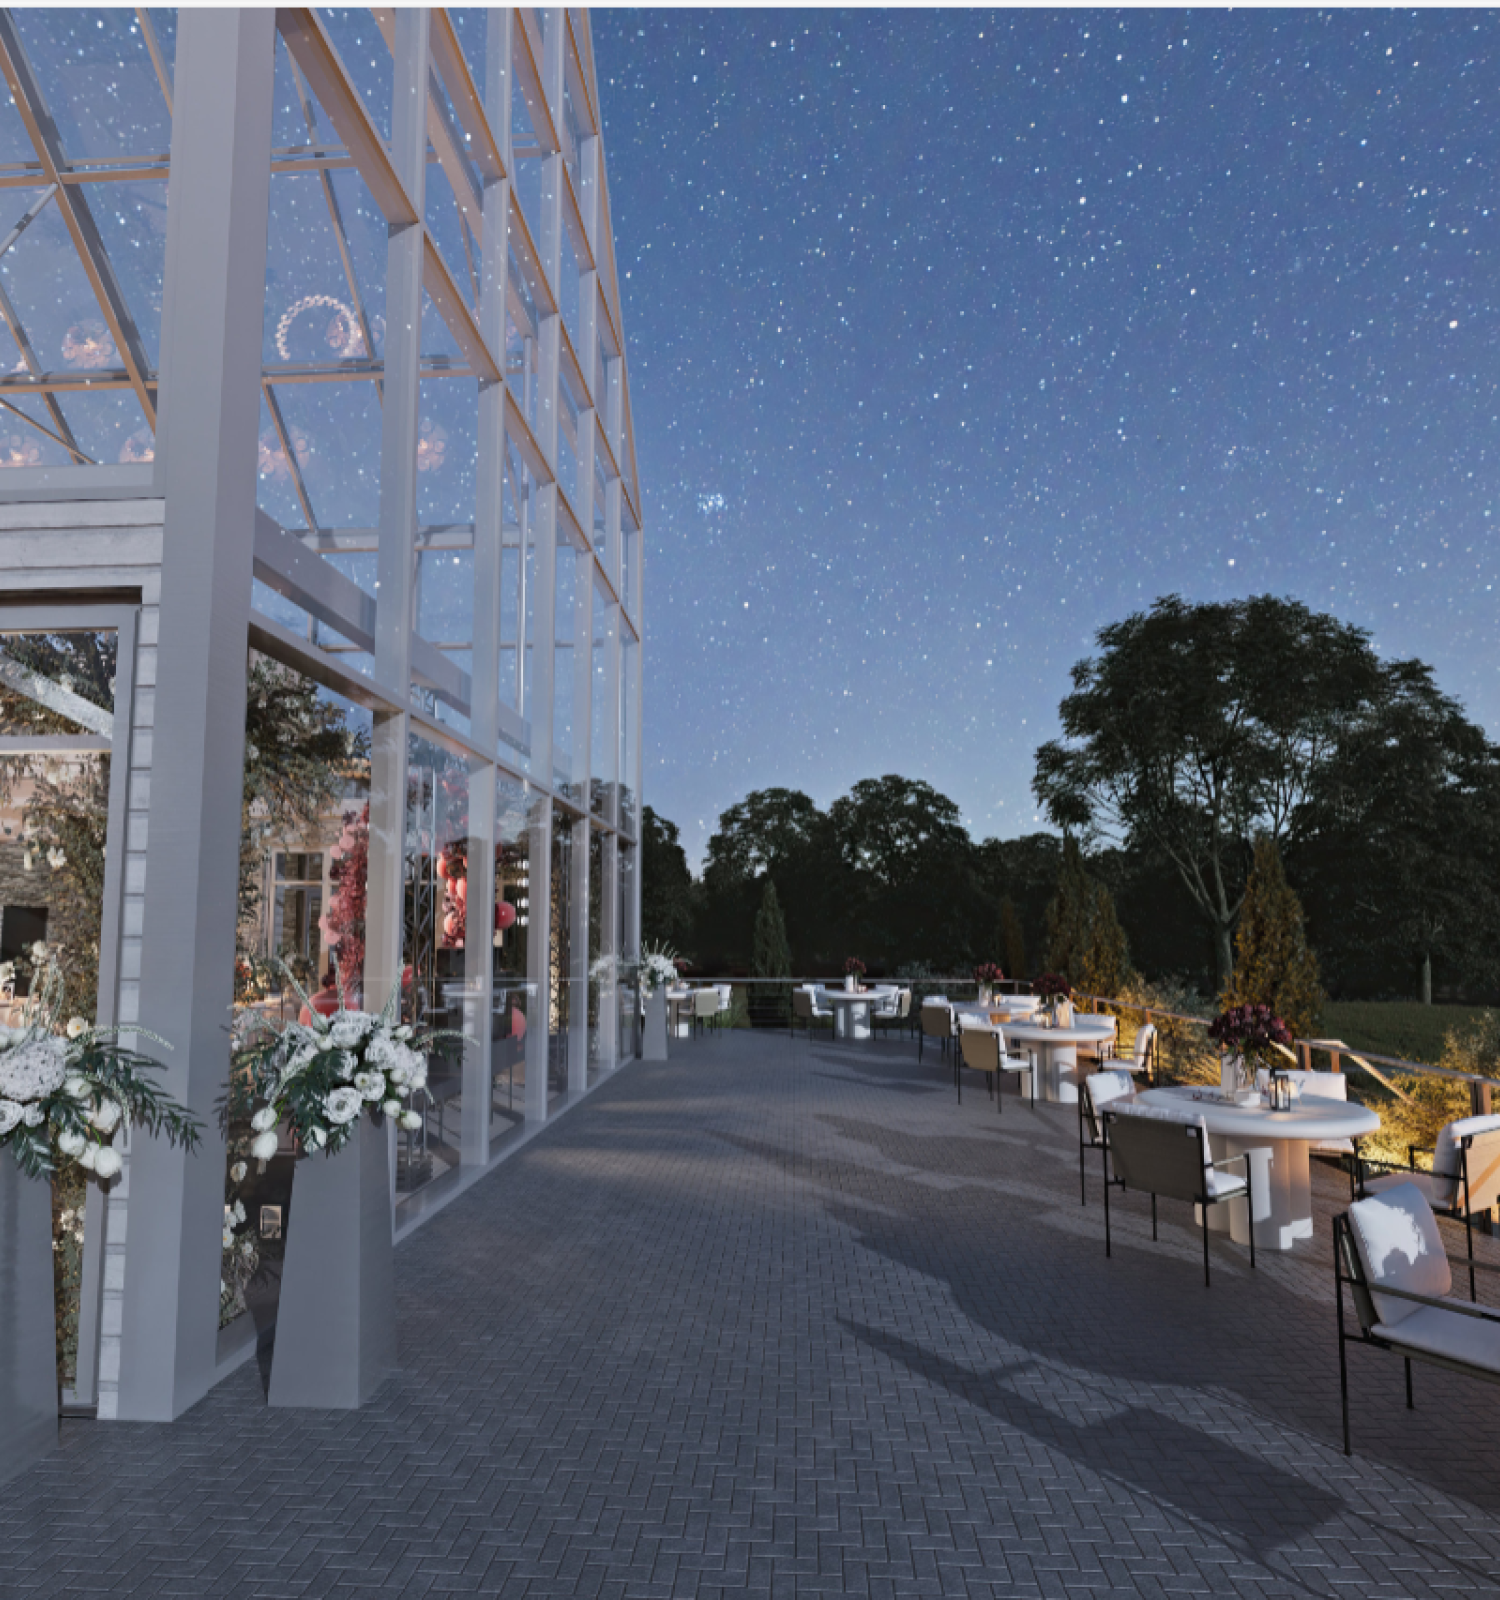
<box><xmin>1223</xmin><ymin>836</ymin><xmax>1324</xmax><ymax>1038</ymax></box>
<box><xmin>641</xmin><ymin>805</ymin><xmax>695</xmax><ymax>954</ymax></box>
<box><xmin>1044</xmin><ymin>836</ymin><xmax>1094</xmax><ymax>981</ymax></box>
<box><xmin>1044</xmin><ymin>836</ymin><xmax>1133</xmax><ymax>995</ymax></box>
<box><xmin>752</xmin><ymin>878</ymin><xmax>792</xmax><ymax>1021</ymax></box>
<box><xmin>1293</xmin><ymin>660</ymin><xmax>1500</xmax><ymax>1002</ymax></box>
<box><xmin>996</xmin><ymin>897</ymin><xmax>1027</xmax><ymax>982</ymax></box>
<box><xmin>1034</xmin><ymin>594</ymin><xmax>1389</xmax><ymax>989</ymax></box>
<box><xmin>1079</xmin><ymin>880</ymin><xmax>1133</xmax><ymax>998</ymax></box>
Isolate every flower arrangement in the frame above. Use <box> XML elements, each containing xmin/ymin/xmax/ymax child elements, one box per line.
<box><xmin>233</xmin><ymin>966</ymin><xmax>464</xmax><ymax>1163</ymax></box>
<box><xmin>844</xmin><ymin>957</ymin><xmax>867</xmax><ymax>979</ymax></box>
<box><xmin>973</xmin><ymin>962</ymin><xmax>1005</xmax><ymax>987</ymax></box>
<box><xmin>1207</xmin><ymin>1003</ymin><xmax>1292</xmax><ymax>1065</ymax></box>
<box><xmin>0</xmin><ymin>963</ymin><xmax>200</xmax><ymax>1181</ymax></box>
<box><xmin>1035</xmin><ymin>972</ymin><xmax>1072</xmax><ymax>1002</ymax></box>
<box><xmin>638</xmin><ymin>943</ymin><xmax>681</xmax><ymax>997</ymax></box>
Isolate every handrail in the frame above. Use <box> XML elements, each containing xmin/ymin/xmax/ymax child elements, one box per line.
<box><xmin>1074</xmin><ymin>991</ymin><xmax>1495</xmax><ymax>1114</ymax></box>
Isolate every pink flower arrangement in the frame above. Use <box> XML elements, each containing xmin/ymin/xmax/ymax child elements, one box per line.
<box><xmin>973</xmin><ymin>962</ymin><xmax>1005</xmax><ymax>986</ymax></box>
<box><xmin>844</xmin><ymin>956</ymin><xmax>866</xmax><ymax>978</ymax></box>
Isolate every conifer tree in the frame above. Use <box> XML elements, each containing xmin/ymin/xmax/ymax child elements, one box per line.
<box><xmin>1223</xmin><ymin>836</ymin><xmax>1325</xmax><ymax>1038</ymax></box>
<box><xmin>753</xmin><ymin>877</ymin><xmax>793</xmax><ymax>1021</ymax></box>
<box><xmin>1079</xmin><ymin>880</ymin><xmax>1133</xmax><ymax>998</ymax></box>
<box><xmin>1043</xmin><ymin>836</ymin><xmax>1093</xmax><ymax>983</ymax></box>
<box><xmin>997</xmin><ymin>897</ymin><xmax>1027</xmax><ymax>982</ymax></box>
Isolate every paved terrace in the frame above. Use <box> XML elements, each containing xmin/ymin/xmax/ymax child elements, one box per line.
<box><xmin>3</xmin><ymin>1029</ymin><xmax>1500</xmax><ymax>1599</ymax></box>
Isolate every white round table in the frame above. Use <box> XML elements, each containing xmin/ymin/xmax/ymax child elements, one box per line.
<box><xmin>953</xmin><ymin>995</ymin><xmax>1041</xmax><ymax>1021</ymax></box>
<box><xmin>1132</xmin><ymin>1086</ymin><xmax>1380</xmax><ymax>1251</ymax></box>
<box><xmin>962</xmin><ymin>1015</ymin><xmax>1117</xmax><ymax>1102</ymax></box>
<box><xmin>823</xmin><ymin>986</ymin><xmax>897</xmax><ymax>1041</ymax></box>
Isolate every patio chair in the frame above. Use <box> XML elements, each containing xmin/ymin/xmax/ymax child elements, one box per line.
<box><xmin>790</xmin><ymin>987</ymin><xmax>833</xmax><ymax>1040</ymax></box>
<box><xmin>1101</xmin><ymin>1106</ymin><xmax>1256</xmax><ymax>1286</ymax></box>
<box><xmin>1078</xmin><ymin>1069</ymin><xmax>1135</xmax><ymax>1206</ymax></box>
<box><xmin>957</xmin><ymin>1020</ymin><xmax>1034</xmax><ymax>1112</ymax></box>
<box><xmin>919</xmin><ymin>997</ymin><xmax>954</xmax><ymax>1063</ymax></box>
<box><xmin>872</xmin><ymin>987</ymin><xmax>913</xmax><ymax>1042</ymax></box>
<box><xmin>693</xmin><ymin>987</ymin><xmax>721</xmax><ymax>1037</ymax></box>
<box><xmin>1334</xmin><ymin>1180</ymin><xmax>1500</xmax><ymax>1455</ymax></box>
<box><xmin>1357</xmin><ymin>1113</ymin><xmax>1500</xmax><ymax>1300</ymax></box>
<box><xmin>1104</xmin><ymin>1021</ymin><xmax>1157</xmax><ymax>1085</ymax></box>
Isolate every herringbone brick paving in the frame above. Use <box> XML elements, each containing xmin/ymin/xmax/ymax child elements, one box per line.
<box><xmin>3</xmin><ymin>1029</ymin><xmax>1499</xmax><ymax>1598</ymax></box>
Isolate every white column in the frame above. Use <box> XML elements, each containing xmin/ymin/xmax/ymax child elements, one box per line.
<box><xmin>116</xmin><ymin>8</ymin><xmax>274</xmax><ymax>1422</ymax></box>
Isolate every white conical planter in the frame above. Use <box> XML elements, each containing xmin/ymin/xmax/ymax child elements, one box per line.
<box><xmin>268</xmin><ymin>1114</ymin><xmax>396</xmax><ymax>1409</ymax></box>
<box><xmin>0</xmin><ymin>1147</ymin><xmax>57</xmax><ymax>1484</ymax></box>
<box><xmin>641</xmin><ymin>989</ymin><xmax>668</xmax><ymax>1061</ymax></box>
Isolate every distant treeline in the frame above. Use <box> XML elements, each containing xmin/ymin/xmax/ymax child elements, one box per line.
<box><xmin>644</xmin><ymin>596</ymin><xmax>1500</xmax><ymax>1003</ymax></box>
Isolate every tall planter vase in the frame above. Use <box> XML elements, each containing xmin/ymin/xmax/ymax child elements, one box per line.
<box><xmin>1</xmin><ymin>1147</ymin><xmax>57</xmax><ymax>1484</ymax></box>
<box><xmin>269</xmin><ymin>1114</ymin><xmax>396</xmax><ymax>1409</ymax></box>
<box><xmin>641</xmin><ymin>989</ymin><xmax>668</xmax><ymax>1061</ymax></box>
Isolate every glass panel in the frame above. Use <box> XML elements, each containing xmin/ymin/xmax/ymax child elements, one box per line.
<box><xmin>264</xmin><ymin>171</ymin><xmax>384</xmax><ymax>369</ymax></box>
<box><xmin>414</xmin><ymin>377</ymin><xmax>479</xmax><ymax>737</ymax></box>
<box><xmin>621</xmin><ymin>506</ymin><xmax>636</xmax><ymax>626</ymax></box>
<box><xmin>0</xmin><ymin>627</ymin><xmax>116</xmax><ymax>736</ymax></box>
<box><xmin>425</xmin><ymin>157</ymin><xmax>479</xmax><ymax>311</ymax></box>
<box><xmin>88</xmin><ymin>180</ymin><xmax>168</xmax><ymax>370</ymax></box>
<box><xmin>490</xmin><ymin>772</ymin><xmax>530</xmax><ymax>1139</ymax></box>
<box><xmin>317</xmin><ymin>9</ymin><xmax>393</xmax><ymax>145</ymax></box>
<box><xmin>273</xmin><ymin>380</ymin><xmax>383</xmax><ymax>541</ymax></box>
<box><xmin>13</xmin><ymin>9</ymin><xmax>173</xmax><ymax>161</ymax></box>
<box><xmin>617</xmin><ymin>841</ymin><xmax>636</xmax><ymax>1060</ymax></box>
<box><xmin>588</xmin><ymin>824</ymin><xmax>603</xmax><ymax>1071</ymax></box>
<box><xmin>399</xmin><ymin>733</ymin><xmax>475</xmax><ymax>1199</ymax></box>
<box><xmin>60</xmin><ymin>389</ymin><xmax>154</xmax><ymax>468</ymax></box>
<box><xmin>0</xmin><ymin>395</ymin><xmax>79</xmax><ymax>472</ymax></box>
<box><xmin>558</xmin><ymin>227</ymin><xmax>580</xmax><ymax>356</ymax></box>
<box><xmin>448</xmin><ymin>9</ymin><xmax>490</xmax><ymax>95</ymax></box>
<box><xmin>619</xmin><ymin>625</ymin><xmax>638</xmax><ymax>837</ymax></box>
<box><xmin>548</xmin><ymin>800</ymin><xmax>572</xmax><ymax>1101</ymax></box>
<box><xmin>591</xmin><ymin>576</ymin><xmax>614</xmax><ymax>819</ymax></box>
<box><xmin>499</xmin><ymin>453</ymin><xmax>525</xmax><ymax>725</ymax></box>
<box><xmin>552</xmin><ymin>531</ymin><xmax>576</xmax><ymax>797</ymax></box>
<box><xmin>225</xmin><ymin>663</ymin><xmax>370</xmax><ymax>1342</ymax></box>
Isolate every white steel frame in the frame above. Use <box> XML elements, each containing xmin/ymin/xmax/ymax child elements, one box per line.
<box><xmin>0</xmin><ymin>6</ymin><xmax>643</xmax><ymax>1422</ymax></box>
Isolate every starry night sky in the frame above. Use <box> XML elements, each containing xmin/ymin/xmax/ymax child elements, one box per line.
<box><xmin>593</xmin><ymin>9</ymin><xmax>1499</xmax><ymax>867</ymax></box>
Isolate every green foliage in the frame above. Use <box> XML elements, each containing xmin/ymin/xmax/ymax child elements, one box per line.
<box><xmin>238</xmin><ymin>658</ymin><xmax>366</xmax><ymax>996</ymax></box>
<box><xmin>1222</xmin><ymin>836</ymin><xmax>1324</xmax><ymax>1038</ymax></box>
<box><xmin>641</xmin><ymin>805</ymin><xmax>696</xmax><ymax>954</ymax></box>
<box><xmin>1107</xmin><ymin>973</ymin><xmax>1219</xmax><ymax>1086</ymax></box>
<box><xmin>996</xmin><ymin>898</ymin><xmax>1027</xmax><ymax>983</ymax></box>
<box><xmin>752</xmin><ymin>879</ymin><xmax>792</xmax><ymax>980</ymax></box>
<box><xmin>1320</xmin><ymin>1001</ymin><xmax>1492</xmax><ymax>1067</ymax></box>
<box><xmin>1045</xmin><ymin>837</ymin><xmax>1133</xmax><ymax>996</ymax></box>
<box><xmin>1360</xmin><ymin>1013</ymin><xmax>1498</xmax><ymax>1170</ymax></box>
<box><xmin>1035</xmin><ymin>594</ymin><xmax>1394</xmax><ymax>986</ymax></box>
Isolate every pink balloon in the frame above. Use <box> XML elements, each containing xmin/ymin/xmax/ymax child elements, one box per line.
<box><xmin>510</xmin><ymin>1006</ymin><xmax>527</xmax><ymax>1040</ymax></box>
<box><xmin>454</xmin><ymin>877</ymin><xmax>468</xmax><ymax>904</ymax></box>
<box><xmin>495</xmin><ymin>900</ymin><xmax>517</xmax><ymax>931</ymax></box>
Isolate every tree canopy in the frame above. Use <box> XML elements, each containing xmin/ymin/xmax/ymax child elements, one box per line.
<box><xmin>1034</xmin><ymin>594</ymin><xmax>1425</xmax><ymax>987</ymax></box>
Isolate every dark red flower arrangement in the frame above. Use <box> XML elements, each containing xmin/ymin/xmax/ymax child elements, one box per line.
<box><xmin>1208</xmin><ymin>1003</ymin><xmax>1292</xmax><ymax>1057</ymax></box>
<box><xmin>973</xmin><ymin>962</ymin><xmax>1005</xmax><ymax>986</ymax></box>
<box><xmin>1035</xmin><ymin>972</ymin><xmax>1072</xmax><ymax>1001</ymax></box>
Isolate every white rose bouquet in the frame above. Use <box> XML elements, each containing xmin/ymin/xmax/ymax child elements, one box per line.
<box><xmin>233</xmin><ymin>963</ymin><xmax>466</xmax><ymax>1163</ymax></box>
<box><xmin>638</xmin><ymin>943</ymin><xmax>681</xmax><ymax>998</ymax></box>
<box><xmin>0</xmin><ymin>964</ymin><xmax>200</xmax><ymax>1182</ymax></box>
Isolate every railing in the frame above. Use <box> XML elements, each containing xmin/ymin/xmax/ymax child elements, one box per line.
<box><xmin>668</xmin><ymin>974</ymin><xmax>1497</xmax><ymax>1118</ymax></box>
<box><xmin>1073</xmin><ymin>992</ymin><xmax>1496</xmax><ymax>1119</ymax></box>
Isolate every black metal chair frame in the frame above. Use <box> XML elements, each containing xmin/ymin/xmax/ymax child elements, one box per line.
<box><xmin>872</xmin><ymin>988</ymin><xmax>914</xmax><ymax>1044</ymax></box>
<box><xmin>1077</xmin><ymin>1075</ymin><xmax>1130</xmax><ymax>1207</ymax></box>
<box><xmin>1357</xmin><ymin>1137</ymin><xmax>1494</xmax><ymax>1301</ymax></box>
<box><xmin>1101</xmin><ymin>1111</ymin><xmax>1256</xmax><ymax>1286</ymax></box>
<box><xmin>1332</xmin><ymin>1210</ymin><xmax>1500</xmax><ymax>1456</ymax></box>
<box><xmin>956</xmin><ymin>1025</ymin><xmax>1035</xmax><ymax>1113</ymax></box>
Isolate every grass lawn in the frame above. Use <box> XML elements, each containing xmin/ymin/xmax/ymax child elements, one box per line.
<box><xmin>1319</xmin><ymin>1000</ymin><xmax>1491</xmax><ymax>1066</ymax></box>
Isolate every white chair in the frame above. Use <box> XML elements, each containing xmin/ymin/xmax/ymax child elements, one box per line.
<box><xmin>957</xmin><ymin>1020</ymin><xmax>1034</xmax><ymax>1112</ymax></box>
<box><xmin>1335</xmin><ymin>1180</ymin><xmax>1500</xmax><ymax>1454</ymax></box>
<box><xmin>1078</xmin><ymin>1069</ymin><xmax>1135</xmax><ymax>1206</ymax></box>
<box><xmin>919</xmin><ymin>996</ymin><xmax>953</xmax><ymax>1063</ymax></box>
<box><xmin>1102</xmin><ymin>1103</ymin><xmax>1256</xmax><ymax>1285</ymax></box>
<box><xmin>1358</xmin><ymin>1113</ymin><xmax>1500</xmax><ymax>1299</ymax></box>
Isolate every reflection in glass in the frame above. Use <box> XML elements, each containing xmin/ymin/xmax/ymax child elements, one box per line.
<box><xmin>491</xmin><ymin>773</ymin><xmax>531</xmax><ymax>1137</ymax></box>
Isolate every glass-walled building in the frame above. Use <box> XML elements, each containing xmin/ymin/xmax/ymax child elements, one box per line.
<box><xmin>0</xmin><ymin>8</ymin><xmax>642</xmax><ymax>1423</ymax></box>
